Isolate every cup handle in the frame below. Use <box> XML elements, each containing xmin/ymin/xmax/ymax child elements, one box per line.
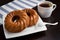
<box><xmin>52</xmin><ymin>4</ymin><xmax>57</xmax><ymax>11</ymax></box>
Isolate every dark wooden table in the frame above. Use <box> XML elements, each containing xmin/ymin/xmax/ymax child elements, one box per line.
<box><xmin>0</xmin><ymin>0</ymin><xmax>60</xmax><ymax>40</ymax></box>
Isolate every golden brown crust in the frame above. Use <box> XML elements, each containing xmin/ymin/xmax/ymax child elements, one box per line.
<box><xmin>23</xmin><ymin>9</ymin><xmax>39</xmax><ymax>26</ymax></box>
<box><xmin>5</xmin><ymin>10</ymin><xmax>29</xmax><ymax>33</ymax></box>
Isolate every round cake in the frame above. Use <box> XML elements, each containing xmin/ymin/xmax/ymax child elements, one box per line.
<box><xmin>5</xmin><ymin>10</ymin><xmax>29</xmax><ymax>33</ymax></box>
<box><xmin>23</xmin><ymin>9</ymin><xmax>39</xmax><ymax>26</ymax></box>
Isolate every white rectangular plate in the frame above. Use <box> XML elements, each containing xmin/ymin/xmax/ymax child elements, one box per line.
<box><xmin>3</xmin><ymin>16</ymin><xmax>47</xmax><ymax>39</ymax></box>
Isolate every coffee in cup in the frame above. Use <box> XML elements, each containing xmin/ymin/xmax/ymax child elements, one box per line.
<box><xmin>40</xmin><ymin>3</ymin><xmax>51</xmax><ymax>7</ymax></box>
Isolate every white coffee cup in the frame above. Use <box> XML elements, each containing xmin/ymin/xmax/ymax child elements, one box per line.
<box><xmin>37</xmin><ymin>1</ymin><xmax>57</xmax><ymax>18</ymax></box>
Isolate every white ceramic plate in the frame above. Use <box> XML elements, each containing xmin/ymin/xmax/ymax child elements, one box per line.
<box><xmin>3</xmin><ymin>16</ymin><xmax>47</xmax><ymax>39</ymax></box>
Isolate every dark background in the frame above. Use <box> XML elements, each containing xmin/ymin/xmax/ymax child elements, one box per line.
<box><xmin>0</xmin><ymin>0</ymin><xmax>60</xmax><ymax>40</ymax></box>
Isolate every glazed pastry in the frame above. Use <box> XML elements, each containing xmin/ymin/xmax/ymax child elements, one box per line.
<box><xmin>23</xmin><ymin>9</ymin><xmax>39</xmax><ymax>26</ymax></box>
<box><xmin>5</xmin><ymin>10</ymin><xmax>29</xmax><ymax>33</ymax></box>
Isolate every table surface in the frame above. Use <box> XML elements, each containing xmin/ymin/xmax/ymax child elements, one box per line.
<box><xmin>0</xmin><ymin>0</ymin><xmax>60</xmax><ymax>40</ymax></box>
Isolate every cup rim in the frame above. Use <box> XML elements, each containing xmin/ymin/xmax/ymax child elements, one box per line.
<box><xmin>37</xmin><ymin>1</ymin><xmax>53</xmax><ymax>8</ymax></box>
